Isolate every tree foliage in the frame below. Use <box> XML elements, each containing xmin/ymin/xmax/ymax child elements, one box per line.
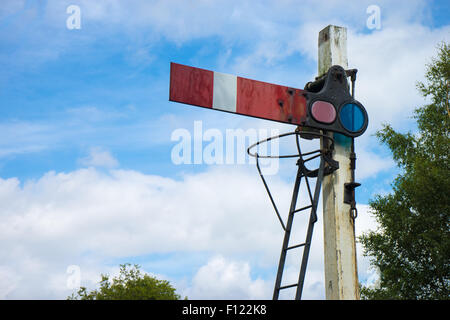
<box><xmin>360</xmin><ymin>42</ymin><xmax>450</xmax><ymax>300</ymax></box>
<box><xmin>68</xmin><ymin>264</ymin><xmax>182</xmax><ymax>300</ymax></box>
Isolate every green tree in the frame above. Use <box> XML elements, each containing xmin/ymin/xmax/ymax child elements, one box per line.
<box><xmin>360</xmin><ymin>42</ymin><xmax>450</xmax><ymax>300</ymax></box>
<box><xmin>68</xmin><ymin>264</ymin><xmax>182</xmax><ymax>300</ymax></box>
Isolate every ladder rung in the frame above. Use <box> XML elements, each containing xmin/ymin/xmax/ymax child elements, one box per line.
<box><xmin>279</xmin><ymin>283</ymin><xmax>298</xmax><ymax>290</ymax></box>
<box><xmin>293</xmin><ymin>205</ymin><xmax>312</xmax><ymax>213</ymax></box>
<box><xmin>286</xmin><ymin>242</ymin><xmax>306</xmax><ymax>251</ymax></box>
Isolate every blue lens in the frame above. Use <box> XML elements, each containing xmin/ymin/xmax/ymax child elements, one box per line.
<box><xmin>339</xmin><ymin>103</ymin><xmax>365</xmax><ymax>132</ymax></box>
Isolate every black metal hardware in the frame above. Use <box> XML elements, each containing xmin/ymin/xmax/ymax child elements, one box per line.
<box><xmin>344</xmin><ymin>73</ymin><xmax>361</xmax><ymax>221</ymax></box>
<box><xmin>303</xmin><ymin>66</ymin><xmax>368</xmax><ymax>138</ymax></box>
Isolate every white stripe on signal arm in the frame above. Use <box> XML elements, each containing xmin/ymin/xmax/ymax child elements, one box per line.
<box><xmin>212</xmin><ymin>71</ymin><xmax>237</xmax><ymax>113</ymax></box>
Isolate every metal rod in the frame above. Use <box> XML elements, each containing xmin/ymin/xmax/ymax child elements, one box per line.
<box><xmin>303</xmin><ymin>152</ymin><xmax>322</xmax><ymax>163</ymax></box>
<box><xmin>247</xmin><ymin>131</ymin><xmax>334</xmax><ymax>159</ymax></box>
<box><xmin>279</xmin><ymin>283</ymin><xmax>298</xmax><ymax>290</ymax></box>
<box><xmin>255</xmin><ymin>154</ymin><xmax>286</xmax><ymax>231</ymax></box>
<box><xmin>295</xmin><ymin>155</ymin><xmax>326</xmax><ymax>300</ymax></box>
<box><xmin>273</xmin><ymin>164</ymin><xmax>303</xmax><ymax>300</ymax></box>
<box><xmin>292</xmin><ymin>205</ymin><xmax>313</xmax><ymax>214</ymax></box>
<box><xmin>287</xmin><ymin>242</ymin><xmax>307</xmax><ymax>250</ymax></box>
<box><xmin>304</xmin><ymin>176</ymin><xmax>315</xmax><ymax>213</ymax></box>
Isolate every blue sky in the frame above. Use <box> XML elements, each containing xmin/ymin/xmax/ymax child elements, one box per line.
<box><xmin>0</xmin><ymin>0</ymin><xmax>449</xmax><ymax>299</ymax></box>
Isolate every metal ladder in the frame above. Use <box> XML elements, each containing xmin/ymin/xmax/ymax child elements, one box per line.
<box><xmin>273</xmin><ymin>154</ymin><xmax>325</xmax><ymax>300</ymax></box>
<box><xmin>251</xmin><ymin>132</ymin><xmax>338</xmax><ymax>300</ymax></box>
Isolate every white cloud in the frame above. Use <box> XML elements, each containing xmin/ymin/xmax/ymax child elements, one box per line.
<box><xmin>354</xmin><ymin>140</ymin><xmax>395</xmax><ymax>180</ymax></box>
<box><xmin>0</xmin><ymin>266</ymin><xmax>19</xmax><ymax>298</ymax></box>
<box><xmin>0</xmin><ymin>112</ymin><xmax>181</xmax><ymax>159</ymax></box>
<box><xmin>0</xmin><ymin>121</ymin><xmax>54</xmax><ymax>158</ymax></box>
<box><xmin>0</xmin><ymin>165</ymin><xmax>379</xmax><ymax>299</ymax></box>
<box><xmin>79</xmin><ymin>147</ymin><xmax>119</xmax><ymax>168</ymax></box>
<box><xmin>0</xmin><ymin>166</ymin><xmax>286</xmax><ymax>298</ymax></box>
<box><xmin>186</xmin><ymin>255</ymin><xmax>270</xmax><ymax>299</ymax></box>
<box><xmin>348</xmin><ymin>24</ymin><xmax>450</xmax><ymax>132</ymax></box>
<box><xmin>354</xmin><ymin>204</ymin><xmax>380</xmax><ymax>286</ymax></box>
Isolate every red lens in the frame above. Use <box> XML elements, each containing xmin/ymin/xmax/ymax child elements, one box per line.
<box><xmin>311</xmin><ymin>100</ymin><xmax>336</xmax><ymax>124</ymax></box>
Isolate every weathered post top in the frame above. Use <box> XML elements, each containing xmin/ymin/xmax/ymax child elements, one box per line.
<box><xmin>319</xmin><ymin>25</ymin><xmax>348</xmax><ymax>76</ymax></box>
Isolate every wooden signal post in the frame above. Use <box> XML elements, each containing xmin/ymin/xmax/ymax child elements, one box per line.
<box><xmin>318</xmin><ymin>25</ymin><xmax>360</xmax><ymax>300</ymax></box>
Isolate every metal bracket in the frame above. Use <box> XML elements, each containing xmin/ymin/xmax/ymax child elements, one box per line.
<box><xmin>344</xmin><ymin>181</ymin><xmax>361</xmax><ymax>205</ymax></box>
<box><xmin>344</xmin><ymin>151</ymin><xmax>361</xmax><ymax>219</ymax></box>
